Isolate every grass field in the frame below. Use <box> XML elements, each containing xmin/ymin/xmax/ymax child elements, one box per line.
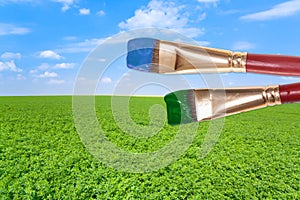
<box><xmin>0</xmin><ymin>96</ymin><xmax>299</xmax><ymax>199</ymax></box>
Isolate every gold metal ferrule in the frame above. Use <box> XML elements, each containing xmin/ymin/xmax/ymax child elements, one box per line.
<box><xmin>194</xmin><ymin>85</ymin><xmax>281</xmax><ymax>121</ymax></box>
<box><xmin>152</xmin><ymin>40</ymin><xmax>247</xmax><ymax>74</ymax></box>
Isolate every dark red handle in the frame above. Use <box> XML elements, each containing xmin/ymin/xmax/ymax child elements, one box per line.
<box><xmin>246</xmin><ymin>53</ymin><xmax>300</xmax><ymax>76</ymax></box>
<box><xmin>279</xmin><ymin>82</ymin><xmax>300</xmax><ymax>104</ymax></box>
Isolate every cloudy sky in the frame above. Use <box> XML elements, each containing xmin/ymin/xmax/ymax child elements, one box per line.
<box><xmin>1</xmin><ymin>0</ymin><xmax>300</xmax><ymax>95</ymax></box>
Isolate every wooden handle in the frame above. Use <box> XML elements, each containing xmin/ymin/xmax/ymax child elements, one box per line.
<box><xmin>279</xmin><ymin>82</ymin><xmax>300</xmax><ymax>104</ymax></box>
<box><xmin>246</xmin><ymin>53</ymin><xmax>300</xmax><ymax>76</ymax></box>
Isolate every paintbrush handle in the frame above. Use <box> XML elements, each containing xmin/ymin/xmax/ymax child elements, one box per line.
<box><xmin>279</xmin><ymin>82</ymin><xmax>300</xmax><ymax>103</ymax></box>
<box><xmin>246</xmin><ymin>54</ymin><xmax>300</xmax><ymax>76</ymax></box>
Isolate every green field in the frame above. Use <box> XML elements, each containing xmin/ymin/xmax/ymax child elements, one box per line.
<box><xmin>0</xmin><ymin>96</ymin><xmax>299</xmax><ymax>199</ymax></box>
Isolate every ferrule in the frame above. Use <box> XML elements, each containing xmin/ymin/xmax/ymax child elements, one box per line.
<box><xmin>153</xmin><ymin>40</ymin><xmax>247</xmax><ymax>74</ymax></box>
<box><xmin>194</xmin><ymin>85</ymin><xmax>281</xmax><ymax>121</ymax></box>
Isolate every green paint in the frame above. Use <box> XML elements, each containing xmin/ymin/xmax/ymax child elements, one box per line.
<box><xmin>164</xmin><ymin>90</ymin><xmax>195</xmax><ymax>125</ymax></box>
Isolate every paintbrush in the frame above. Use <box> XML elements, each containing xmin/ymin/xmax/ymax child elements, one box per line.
<box><xmin>164</xmin><ymin>82</ymin><xmax>300</xmax><ymax>125</ymax></box>
<box><xmin>127</xmin><ymin>38</ymin><xmax>300</xmax><ymax>75</ymax></box>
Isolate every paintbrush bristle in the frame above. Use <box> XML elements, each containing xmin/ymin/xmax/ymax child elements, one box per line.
<box><xmin>164</xmin><ymin>90</ymin><xmax>197</xmax><ymax>125</ymax></box>
<box><xmin>127</xmin><ymin>38</ymin><xmax>159</xmax><ymax>72</ymax></box>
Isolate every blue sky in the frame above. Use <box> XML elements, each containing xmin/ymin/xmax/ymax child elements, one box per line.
<box><xmin>1</xmin><ymin>0</ymin><xmax>300</xmax><ymax>96</ymax></box>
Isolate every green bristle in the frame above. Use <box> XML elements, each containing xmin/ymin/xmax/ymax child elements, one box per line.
<box><xmin>164</xmin><ymin>90</ymin><xmax>197</xmax><ymax>125</ymax></box>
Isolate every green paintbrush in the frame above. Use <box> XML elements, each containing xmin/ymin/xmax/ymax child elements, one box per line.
<box><xmin>164</xmin><ymin>82</ymin><xmax>300</xmax><ymax>125</ymax></box>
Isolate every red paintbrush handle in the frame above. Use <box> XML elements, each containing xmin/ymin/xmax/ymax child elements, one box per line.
<box><xmin>279</xmin><ymin>82</ymin><xmax>300</xmax><ymax>104</ymax></box>
<box><xmin>246</xmin><ymin>53</ymin><xmax>300</xmax><ymax>76</ymax></box>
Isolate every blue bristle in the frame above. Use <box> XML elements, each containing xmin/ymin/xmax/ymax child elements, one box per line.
<box><xmin>127</xmin><ymin>38</ymin><xmax>156</xmax><ymax>72</ymax></box>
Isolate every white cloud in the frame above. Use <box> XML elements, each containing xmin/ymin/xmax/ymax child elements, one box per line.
<box><xmin>29</xmin><ymin>63</ymin><xmax>50</xmax><ymax>74</ymax></box>
<box><xmin>47</xmin><ymin>79</ymin><xmax>65</xmax><ymax>84</ymax></box>
<box><xmin>97</xmin><ymin>10</ymin><xmax>105</xmax><ymax>16</ymax></box>
<box><xmin>30</xmin><ymin>62</ymin><xmax>75</xmax><ymax>78</ymax></box>
<box><xmin>240</xmin><ymin>0</ymin><xmax>300</xmax><ymax>21</ymax></box>
<box><xmin>79</xmin><ymin>8</ymin><xmax>90</xmax><ymax>15</ymax></box>
<box><xmin>118</xmin><ymin>0</ymin><xmax>204</xmax><ymax>38</ymax></box>
<box><xmin>0</xmin><ymin>60</ymin><xmax>23</xmax><ymax>72</ymax></box>
<box><xmin>54</xmin><ymin>62</ymin><xmax>75</xmax><ymax>69</ymax></box>
<box><xmin>232</xmin><ymin>41</ymin><xmax>255</xmax><ymax>51</ymax></box>
<box><xmin>57</xmin><ymin>38</ymin><xmax>105</xmax><ymax>53</ymax></box>
<box><xmin>39</xmin><ymin>71</ymin><xmax>58</xmax><ymax>78</ymax></box>
<box><xmin>17</xmin><ymin>74</ymin><xmax>26</xmax><ymax>80</ymax></box>
<box><xmin>38</xmin><ymin>63</ymin><xmax>50</xmax><ymax>70</ymax></box>
<box><xmin>0</xmin><ymin>23</ymin><xmax>31</xmax><ymax>36</ymax></box>
<box><xmin>51</xmin><ymin>0</ymin><xmax>75</xmax><ymax>12</ymax></box>
<box><xmin>1</xmin><ymin>52</ymin><xmax>21</xmax><ymax>59</ymax></box>
<box><xmin>0</xmin><ymin>60</ymin><xmax>22</xmax><ymax>72</ymax></box>
<box><xmin>61</xmin><ymin>4</ymin><xmax>70</xmax><ymax>12</ymax></box>
<box><xmin>100</xmin><ymin>77</ymin><xmax>112</xmax><ymax>84</ymax></box>
<box><xmin>39</xmin><ymin>50</ymin><xmax>63</xmax><ymax>60</ymax></box>
<box><xmin>29</xmin><ymin>69</ymin><xmax>38</xmax><ymax>74</ymax></box>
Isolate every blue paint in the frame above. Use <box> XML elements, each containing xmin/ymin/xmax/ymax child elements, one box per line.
<box><xmin>126</xmin><ymin>38</ymin><xmax>156</xmax><ymax>72</ymax></box>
